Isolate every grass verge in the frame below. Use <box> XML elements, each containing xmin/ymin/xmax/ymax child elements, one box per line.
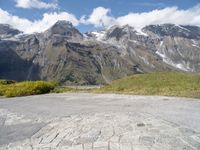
<box><xmin>93</xmin><ymin>72</ymin><xmax>200</xmax><ymax>99</ymax></box>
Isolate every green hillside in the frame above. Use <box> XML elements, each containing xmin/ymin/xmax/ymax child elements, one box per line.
<box><xmin>96</xmin><ymin>72</ymin><xmax>200</xmax><ymax>99</ymax></box>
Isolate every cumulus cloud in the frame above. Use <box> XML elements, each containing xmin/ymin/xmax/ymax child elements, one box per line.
<box><xmin>82</xmin><ymin>5</ymin><xmax>200</xmax><ymax>30</ymax></box>
<box><xmin>0</xmin><ymin>8</ymin><xmax>79</xmax><ymax>33</ymax></box>
<box><xmin>80</xmin><ymin>7</ymin><xmax>116</xmax><ymax>27</ymax></box>
<box><xmin>15</xmin><ymin>0</ymin><xmax>57</xmax><ymax>9</ymax></box>
<box><xmin>1</xmin><ymin>4</ymin><xmax>200</xmax><ymax>34</ymax></box>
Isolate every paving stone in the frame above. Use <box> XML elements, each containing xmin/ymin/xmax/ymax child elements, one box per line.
<box><xmin>0</xmin><ymin>117</ymin><xmax>5</xmax><ymax>126</ymax></box>
<box><xmin>0</xmin><ymin>109</ymin><xmax>200</xmax><ymax>149</ymax></box>
<box><xmin>109</xmin><ymin>142</ymin><xmax>120</xmax><ymax>150</ymax></box>
<box><xmin>109</xmin><ymin>136</ymin><xmax>119</xmax><ymax>143</ymax></box>
<box><xmin>93</xmin><ymin>147</ymin><xmax>108</xmax><ymax>150</ymax></box>
<box><xmin>119</xmin><ymin>142</ymin><xmax>133</xmax><ymax>150</ymax></box>
<box><xmin>93</xmin><ymin>141</ymin><xmax>108</xmax><ymax>148</ymax></box>
<box><xmin>67</xmin><ymin>144</ymin><xmax>83</xmax><ymax>150</ymax></box>
<box><xmin>182</xmin><ymin>137</ymin><xmax>200</xmax><ymax>149</ymax></box>
<box><xmin>139</xmin><ymin>136</ymin><xmax>155</xmax><ymax>145</ymax></box>
<box><xmin>83</xmin><ymin>143</ymin><xmax>93</xmax><ymax>150</ymax></box>
<box><xmin>132</xmin><ymin>144</ymin><xmax>150</xmax><ymax>150</ymax></box>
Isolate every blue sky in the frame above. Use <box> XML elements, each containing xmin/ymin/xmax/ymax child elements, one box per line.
<box><xmin>0</xmin><ymin>0</ymin><xmax>200</xmax><ymax>33</ymax></box>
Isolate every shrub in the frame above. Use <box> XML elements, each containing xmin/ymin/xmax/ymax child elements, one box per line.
<box><xmin>0</xmin><ymin>80</ymin><xmax>16</xmax><ymax>85</ymax></box>
<box><xmin>3</xmin><ymin>81</ymin><xmax>57</xmax><ymax>97</ymax></box>
<box><xmin>0</xmin><ymin>80</ymin><xmax>13</xmax><ymax>96</ymax></box>
<box><xmin>0</xmin><ymin>85</ymin><xmax>6</xmax><ymax>96</ymax></box>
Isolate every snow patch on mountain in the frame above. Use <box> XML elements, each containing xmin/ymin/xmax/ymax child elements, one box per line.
<box><xmin>91</xmin><ymin>31</ymin><xmax>106</xmax><ymax>41</ymax></box>
<box><xmin>191</xmin><ymin>39</ymin><xmax>200</xmax><ymax>48</ymax></box>
<box><xmin>156</xmin><ymin>50</ymin><xmax>193</xmax><ymax>72</ymax></box>
<box><xmin>177</xmin><ymin>25</ymin><xmax>190</xmax><ymax>32</ymax></box>
<box><xmin>135</xmin><ymin>29</ymin><xmax>148</xmax><ymax>36</ymax></box>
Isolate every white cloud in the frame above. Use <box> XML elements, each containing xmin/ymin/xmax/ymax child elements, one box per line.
<box><xmin>0</xmin><ymin>8</ymin><xmax>79</xmax><ymax>33</ymax></box>
<box><xmin>82</xmin><ymin>4</ymin><xmax>200</xmax><ymax>30</ymax></box>
<box><xmin>15</xmin><ymin>0</ymin><xmax>57</xmax><ymax>9</ymax></box>
<box><xmin>1</xmin><ymin>4</ymin><xmax>200</xmax><ymax>34</ymax></box>
<box><xmin>80</xmin><ymin>7</ymin><xmax>116</xmax><ymax>27</ymax></box>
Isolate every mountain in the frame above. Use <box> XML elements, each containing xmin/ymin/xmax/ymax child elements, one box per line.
<box><xmin>0</xmin><ymin>24</ymin><xmax>21</xmax><ymax>39</ymax></box>
<box><xmin>43</xmin><ymin>21</ymin><xmax>83</xmax><ymax>41</ymax></box>
<box><xmin>143</xmin><ymin>24</ymin><xmax>200</xmax><ymax>39</ymax></box>
<box><xmin>0</xmin><ymin>21</ymin><xmax>200</xmax><ymax>85</ymax></box>
<box><xmin>143</xmin><ymin>24</ymin><xmax>200</xmax><ymax>71</ymax></box>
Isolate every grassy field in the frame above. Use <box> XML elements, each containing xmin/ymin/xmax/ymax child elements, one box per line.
<box><xmin>1</xmin><ymin>72</ymin><xmax>200</xmax><ymax>98</ymax></box>
<box><xmin>0</xmin><ymin>80</ymin><xmax>57</xmax><ymax>97</ymax></box>
<box><xmin>94</xmin><ymin>72</ymin><xmax>200</xmax><ymax>99</ymax></box>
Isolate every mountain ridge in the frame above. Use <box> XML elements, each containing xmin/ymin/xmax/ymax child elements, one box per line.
<box><xmin>0</xmin><ymin>21</ymin><xmax>200</xmax><ymax>85</ymax></box>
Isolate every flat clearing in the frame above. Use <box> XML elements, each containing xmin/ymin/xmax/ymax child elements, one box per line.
<box><xmin>0</xmin><ymin>93</ymin><xmax>200</xmax><ymax>149</ymax></box>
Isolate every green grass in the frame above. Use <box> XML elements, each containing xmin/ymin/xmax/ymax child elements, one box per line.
<box><xmin>94</xmin><ymin>72</ymin><xmax>200</xmax><ymax>99</ymax></box>
<box><xmin>0</xmin><ymin>80</ymin><xmax>57</xmax><ymax>97</ymax></box>
<box><xmin>1</xmin><ymin>72</ymin><xmax>200</xmax><ymax>99</ymax></box>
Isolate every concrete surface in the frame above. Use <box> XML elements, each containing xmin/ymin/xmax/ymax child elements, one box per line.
<box><xmin>0</xmin><ymin>93</ymin><xmax>200</xmax><ymax>149</ymax></box>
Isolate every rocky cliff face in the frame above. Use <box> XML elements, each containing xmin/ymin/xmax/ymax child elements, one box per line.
<box><xmin>0</xmin><ymin>22</ymin><xmax>200</xmax><ymax>85</ymax></box>
<box><xmin>0</xmin><ymin>24</ymin><xmax>21</xmax><ymax>39</ymax></box>
<box><xmin>143</xmin><ymin>24</ymin><xmax>200</xmax><ymax>71</ymax></box>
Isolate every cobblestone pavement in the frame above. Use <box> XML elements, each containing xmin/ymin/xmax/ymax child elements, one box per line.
<box><xmin>0</xmin><ymin>93</ymin><xmax>200</xmax><ymax>149</ymax></box>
